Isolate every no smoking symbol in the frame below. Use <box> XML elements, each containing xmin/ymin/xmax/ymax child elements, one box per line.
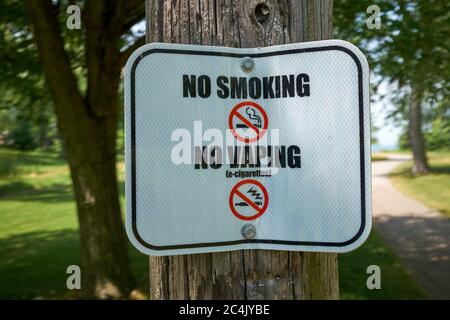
<box><xmin>228</xmin><ymin>101</ymin><xmax>268</xmax><ymax>143</ymax></box>
<box><xmin>229</xmin><ymin>179</ymin><xmax>269</xmax><ymax>221</ymax></box>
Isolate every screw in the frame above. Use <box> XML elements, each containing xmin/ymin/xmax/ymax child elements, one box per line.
<box><xmin>241</xmin><ymin>223</ymin><xmax>257</xmax><ymax>239</ymax></box>
<box><xmin>240</xmin><ymin>57</ymin><xmax>255</xmax><ymax>73</ymax></box>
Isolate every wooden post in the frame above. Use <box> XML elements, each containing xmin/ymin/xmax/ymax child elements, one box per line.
<box><xmin>145</xmin><ymin>0</ymin><xmax>339</xmax><ymax>300</ymax></box>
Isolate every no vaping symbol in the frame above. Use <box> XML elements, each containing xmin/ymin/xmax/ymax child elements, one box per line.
<box><xmin>229</xmin><ymin>179</ymin><xmax>269</xmax><ymax>221</ymax></box>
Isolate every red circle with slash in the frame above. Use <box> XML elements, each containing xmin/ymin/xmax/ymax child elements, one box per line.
<box><xmin>229</xmin><ymin>179</ymin><xmax>269</xmax><ymax>221</ymax></box>
<box><xmin>228</xmin><ymin>101</ymin><xmax>268</xmax><ymax>143</ymax></box>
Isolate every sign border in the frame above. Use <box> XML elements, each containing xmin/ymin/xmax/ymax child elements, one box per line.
<box><xmin>129</xmin><ymin>43</ymin><xmax>367</xmax><ymax>251</ymax></box>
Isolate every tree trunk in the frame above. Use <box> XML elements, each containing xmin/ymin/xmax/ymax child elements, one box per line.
<box><xmin>69</xmin><ymin>126</ymin><xmax>135</xmax><ymax>299</ymax></box>
<box><xmin>146</xmin><ymin>0</ymin><xmax>339</xmax><ymax>300</ymax></box>
<box><xmin>409</xmin><ymin>83</ymin><xmax>430</xmax><ymax>175</ymax></box>
<box><xmin>26</xmin><ymin>0</ymin><xmax>135</xmax><ymax>298</ymax></box>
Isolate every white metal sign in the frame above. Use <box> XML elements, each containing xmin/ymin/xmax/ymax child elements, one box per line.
<box><xmin>124</xmin><ymin>40</ymin><xmax>372</xmax><ymax>256</ymax></box>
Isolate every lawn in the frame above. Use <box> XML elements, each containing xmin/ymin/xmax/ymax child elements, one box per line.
<box><xmin>0</xmin><ymin>148</ymin><xmax>424</xmax><ymax>299</ymax></box>
<box><xmin>0</xmin><ymin>148</ymin><xmax>148</xmax><ymax>299</ymax></box>
<box><xmin>371</xmin><ymin>153</ymin><xmax>389</xmax><ymax>162</ymax></box>
<box><xmin>390</xmin><ymin>151</ymin><xmax>450</xmax><ymax>217</ymax></box>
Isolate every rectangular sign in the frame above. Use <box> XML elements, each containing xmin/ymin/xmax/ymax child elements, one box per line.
<box><xmin>124</xmin><ymin>40</ymin><xmax>372</xmax><ymax>256</ymax></box>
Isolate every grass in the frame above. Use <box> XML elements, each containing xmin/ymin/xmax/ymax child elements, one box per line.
<box><xmin>0</xmin><ymin>152</ymin><xmax>17</xmax><ymax>178</ymax></box>
<box><xmin>390</xmin><ymin>151</ymin><xmax>450</xmax><ymax>217</ymax></box>
<box><xmin>0</xmin><ymin>147</ymin><xmax>424</xmax><ymax>299</ymax></box>
<box><xmin>371</xmin><ymin>153</ymin><xmax>389</xmax><ymax>162</ymax></box>
<box><xmin>0</xmin><ymin>148</ymin><xmax>147</xmax><ymax>299</ymax></box>
<box><xmin>339</xmin><ymin>230</ymin><xmax>425</xmax><ymax>299</ymax></box>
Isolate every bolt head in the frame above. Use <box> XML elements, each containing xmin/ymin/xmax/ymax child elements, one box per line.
<box><xmin>241</xmin><ymin>223</ymin><xmax>256</xmax><ymax>239</ymax></box>
<box><xmin>240</xmin><ymin>57</ymin><xmax>255</xmax><ymax>73</ymax></box>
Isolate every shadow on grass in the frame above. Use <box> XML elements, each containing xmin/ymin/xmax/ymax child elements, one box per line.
<box><xmin>430</xmin><ymin>163</ymin><xmax>450</xmax><ymax>174</ymax></box>
<box><xmin>17</xmin><ymin>151</ymin><xmax>65</xmax><ymax>166</ymax></box>
<box><xmin>0</xmin><ymin>229</ymin><xmax>148</xmax><ymax>299</ymax></box>
<box><xmin>0</xmin><ymin>182</ymin><xmax>74</xmax><ymax>203</ymax></box>
<box><xmin>0</xmin><ymin>229</ymin><xmax>80</xmax><ymax>299</ymax></box>
<box><xmin>0</xmin><ymin>148</ymin><xmax>65</xmax><ymax>167</ymax></box>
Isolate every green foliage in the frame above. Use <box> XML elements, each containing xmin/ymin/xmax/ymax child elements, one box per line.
<box><xmin>424</xmin><ymin>97</ymin><xmax>450</xmax><ymax>151</ymax></box>
<box><xmin>0</xmin><ymin>89</ymin><xmax>58</xmax><ymax>151</ymax></box>
<box><xmin>334</xmin><ymin>0</ymin><xmax>450</xmax><ymax>153</ymax></box>
<box><xmin>426</xmin><ymin>118</ymin><xmax>450</xmax><ymax>151</ymax></box>
<box><xmin>116</xmin><ymin>128</ymin><xmax>125</xmax><ymax>155</ymax></box>
<box><xmin>8</xmin><ymin>120</ymin><xmax>36</xmax><ymax>151</ymax></box>
<box><xmin>0</xmin><ymin>0</ymin><xmax>140</xmax><ymax>153</ymax></box>
<box><xmin>398</xmin><ymin>127</ymin><xmax>410</xmax><ymax>150</ymax></box>
<box><xmin>0</xmin><ymin>0</ymin><xmax>56</xmax><ymax>150</ymax></box>
<box><xmin>335</xmin><ymin>0</ymin><xmax>450</xmax><ymax>94</ymax></box>
<box><xmin>371</xmin><ymin>118</ymin><xmax>380</xmax><ymax>145</ymax></box>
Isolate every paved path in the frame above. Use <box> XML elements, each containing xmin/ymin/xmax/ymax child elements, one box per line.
<box><xmin>372</xmin><ymin>154</ymin><xmax>450</xmax><ymax>299</ymax></box>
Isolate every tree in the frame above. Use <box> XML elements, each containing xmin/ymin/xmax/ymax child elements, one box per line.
<box><xmin>147</xmin><ymin>0</ymin><xmax>339</xmax><ymax>300</ymax></box>
<box><xmin>334</xmin><ymin>0</ymin><xmax>450</xmax><ymax>174</ymax></box>
<box><xmin>24</xmin><ymin>0</ymin><xmax>145</xmax><ymax>298</ymax></box>
<box><xmin>409</xmin><ymin>82</ymin><xmax>429</xmax><ymax>174</ymax></box>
